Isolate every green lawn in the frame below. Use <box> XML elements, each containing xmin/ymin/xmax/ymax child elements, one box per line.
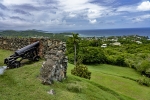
<box><xmin>0</xmin><ymin>49</ymin><xmax>150</xmax><ymax>100</ymax></box>
<box><xmin>87</xmin><ymin>64</ymin><xmax>150</xmax><ymax>100</ymax></box>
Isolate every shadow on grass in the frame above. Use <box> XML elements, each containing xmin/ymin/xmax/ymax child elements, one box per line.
<box><xmin>87</xmin><ymin>80</ymin><xmax>135</xmax><ymax>100</ymax></box>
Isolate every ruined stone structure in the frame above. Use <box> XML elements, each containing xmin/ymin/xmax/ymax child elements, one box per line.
<box><xmin>0</xmin><ymin>37</ymin><xmax>68</xmax><ymax>84</ymax></box>
<box><xmin>40</xmin><ymin>41</ymin><xmax>68</xmax><ymax>84</ymax></box>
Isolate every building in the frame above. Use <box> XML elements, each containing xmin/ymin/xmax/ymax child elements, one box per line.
<box><xmin>112</xmin><ymin>42</ymin><xmax>121</xmax><ymax>46</ymax></box>
<box><xmin>101</xmin><ymin>44</ymin><xmax>107</xmax><ymax>48</ymax></box>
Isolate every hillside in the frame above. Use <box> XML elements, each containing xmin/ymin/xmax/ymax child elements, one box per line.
<box><xmin>0</xmin><ymin>49</ymin><xmax>150</xmax><ymax>100</ymax></box>
<box><xmin>0</xmin><ymin>30</ymin><xmax>72</xmax><ymax>41</ymax></box>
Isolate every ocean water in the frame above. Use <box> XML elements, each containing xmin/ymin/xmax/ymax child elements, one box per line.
<box><xmin>69</xmin><ymin>28</ymin><xmax>150</xmax><ymax>37</ymax></box>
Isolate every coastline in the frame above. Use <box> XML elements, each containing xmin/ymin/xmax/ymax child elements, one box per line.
<box><xmin>68</xmin><ymin>28</ymin><xmax>150</xmax><ymax>38</ymax></box>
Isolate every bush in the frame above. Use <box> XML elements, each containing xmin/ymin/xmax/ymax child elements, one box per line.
<box><xmin>146</xmin><ymin>68</ymin><xmax>150</xmax><ymax>77</ymax></box>
<box><xmin>79</xmin><ymin>47</ymin><xmax>106</xmax><ymax>64</ymax></box>
<box><xmin>105</xmin><ymin>55</ymin><xmax>117</xmax><ymax>65</ymax></box>
<box><xmin>67</xmin><ymin>53</ymin><xmax>74</xmax><ymax>64</ymax></box>
<box><xmin>67</xmin><ymin>82</ymin><xmax>82</xmax><ymax>93</ymax></box>
<box><xmin>71</xmin><ymin>64</ymin><xmax>91</xmax><ymax>80</ymax></box>
<box><xmin>136</xmin><ymin>60</ymin><xmax>150</xmax><ymax>74</ymax></box>
<box><xmin>137</xmin><ymin>76</ymin><xmax>150</xmax><ymax>87</ymax></box>
<box><xmin>116</xmin><ymin>56</ymin><xmax>126</xmax><ymax>66</ymax></box>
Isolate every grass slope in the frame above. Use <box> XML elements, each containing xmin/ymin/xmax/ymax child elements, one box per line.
<box><xmin>88</xmin><ymin>64</ymin><xmax>150</xmax><ymax>100</ymax></box>
<box><xmin>0</xmin><ymin>49</ymin><xmax>150</xmax><ymax>100</ymax></box>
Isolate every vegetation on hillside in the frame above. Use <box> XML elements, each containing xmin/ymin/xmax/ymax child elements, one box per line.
<box><xmin>67</xmin><ymin>33</ymin><xmax>91</xmax><ymax>79</ymax></box>
<box><xmin>0</xmin><ymin>30</ymin><xmax>72</xmax><ymax>41</ymax></box>
<box><xmin>67</xmin><ymin>34</ymin><xmax>150</xmax><ymax>82</ymax></box>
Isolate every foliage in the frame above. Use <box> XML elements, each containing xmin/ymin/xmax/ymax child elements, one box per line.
<box><xmin>136</xmin><ymin>60</ymin><xmax>150</xmax><ymax>74</ymax></box>
<box><xmin>0</xmin><ymin>30</ymin><xmax>71</xmax><ymax>41</ymax></box>
<box><xmin>71</xmin><ymin>64</ymin><xmax>91</xmax><ymax>79</ymax></box>
<box><xmin>105</xmin><ymin>55</ymin><xmax>117</xmax><ymax>65</ymax></box>
<box><xmin>145</xmin><ymin>68</ymin><xmax>150</xmax><ymax>77</ymax></box>
<box><xmin>67</xmin><ymin>53</ymin><xmax>74</xmax><ymax>64</ymax></box>
<box><xmin>137</xmin><ymin>76</ymin><xmax>150</xmax><ymax>87</ymax></box>
<box><xmin>67</xmin><ymin>33</ymin><xmax>80</xmax><ymax>66</ymax></box>
<box><xmin>67</xmin><ymin>82</ymin><xmax>82</xmax><ymax>93</ymax></box>
<box><xmin>115</xmin><ymin>55</ymin><xmax>126</xmax><ymax>66</ymax></box>
<box><xmin>79</xmin><ymin>47</ymin><xmax>107</xmax><ymax>64</ymax></box>
<box><xmin>66</xmin><ymin>35</ymin><xmax>150</xmax><ymax>78</ymax></box>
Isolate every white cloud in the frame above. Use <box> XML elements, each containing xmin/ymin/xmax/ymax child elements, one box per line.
<box><xmin>57</xmin><ymin>0</ymin><xmax>93</xmax><ymax>11</ymax></box>
<box><xmin>137</xmin><ymin>1</ymin><xmax>150</xmax><ymax>11</ymax></box>
<box><xmin>130</xmin><ymin>14</ymin><xmax>150</xmax><ymax>23</ymax></box>
<box><xmin>57</xmin><ymin>0</ymin><xmax>106</xmax><ymax>19</ymax></box>
<box><xmin>89</xmin><ymin>19</ymin><xmax>97</xmax><ymax>24</ymax></box>
<box><xmin>0</xmin><ymin>0</ymin><xmax>123</xmax><ymax>30</ymax></box>
<box><xmin>117</xmin><ymin>6</ymin><xmax>136</xmax><ymax>12</ymax></box>
<box><xmin>0</xmin><ymin>0</ymin><xmax>149</xmax><ymax>30</ymax></box>
<box><xmin>132</xmin><ymin>18</ymin><xmax>143</xmax><ymax>23</ymax></box>
<box><xmin>105</xmin><ymin>20</ymin><xmax>115</xmax><ymax>24</ymax></box>
<box><xmin>2</xmin><ymin>0</ymin><xmax>36</xmax><ymax>5</ymax></box>
<box><xmin>87</xmin><ymin>9</ymin><xmax>101</xmax><ymax>19</ymax></box>
<box><xmin>103</xmin><ymin>0</ymin><xmax>116</xmax><ymax>4</ymax></box>
<box><xmin>0</xmin><ymin>17</ymin><xmax>31</xmax><ymax>27</ymax></box>
<box><xmin>117</xmin><ymin>1</ymin><xmax>150</xmax><ymax>12</ymax></box>
<box><xmin>68</xmin><ymin>13</ymin><xmax>77</xmax><ymax>18</ymax></box>
<box><xmin>141</xmin><ymin>14</ymin><xmax>150</xmax><ymax>19</ymax></box>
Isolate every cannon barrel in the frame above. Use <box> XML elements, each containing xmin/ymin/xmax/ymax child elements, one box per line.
<box><xmin>15</xmin><ymin>41</ymin><xmax>39</xmax><ymax>56</ymax></box>
<box><xmin>4</xmin><ymin>41</ymin><xmax>40</xmax><ymax>68</ymax></box>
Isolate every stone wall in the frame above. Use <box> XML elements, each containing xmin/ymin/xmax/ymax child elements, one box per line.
<box><xmin>0</xmin><ymin>37</ymin><xmax>62</xmax><ymax>57</ymax></box>
<box><xmin>0</xmin><ymin>37</ymin><xmax>68</xmax><ymax>84</ymax></box>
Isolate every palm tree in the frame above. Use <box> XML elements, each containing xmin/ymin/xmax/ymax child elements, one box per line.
<box><xmin>71</xmin><ymin>33</ymin><xmax>80</xmax><ymax>66</ymax></box>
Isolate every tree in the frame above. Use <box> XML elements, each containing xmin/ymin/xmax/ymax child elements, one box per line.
<box><xmin>67</xmin><ymin>33</ymin><xmax>80</xmax><ymax>66</ymax></box>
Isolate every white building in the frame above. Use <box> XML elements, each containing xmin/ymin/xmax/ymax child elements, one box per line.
<box><xmin>101</xmin><ymin>44</ymin><xmax>107</xmax><ymax>48</ymax></box>
<box><xmin>136</xmin><ymin>41</ymin><xmax>142</xmax><ymax>44</ymax></box>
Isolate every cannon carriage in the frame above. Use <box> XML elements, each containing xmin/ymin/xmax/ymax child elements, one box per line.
<box><xmin>4</xmin><ymin>41</ymin><xmax>40</xmax><ymax>68</ymax></box>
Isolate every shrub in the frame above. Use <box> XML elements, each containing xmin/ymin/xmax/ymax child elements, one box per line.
<box><xmin>146</xmin><ymin>68</ymin><xmax>150</xmax><ymax>77</ymax></box>
<box><xmin>137</xmin><ymin>76</ymin><xmax>150</xmax><ymax>87</ymax></box>
<box><xmin>79</xmin><ymin>47</ymin><xmax>106</xmax><ymax>64</ymax></box>
<box><xmin>67</xmin><ymin>53</ymin><xmax>74</xmax><ymax>64</ymax></box>
<box><xmin>105</xmin><ymin>55</ymin><xmax>117</xmax><ymax>65</ymax></box>
<box><xmin>71</xmin><ymin>64</ymin><xmax>91</xmax><ymax>80</ymax></box>
<box><xmin>136</xmin><ymin>60</ymin><xmax>150</xmax><ymax>75</ymax></box>
<box><xmin>116</xmin><ymin>56</ymin><xmax>126</xmax><ymax>66</ymax></box>
<box><xmin>67</xmin><ymin>82</ymin><xmax>82</xmax><ymax>93</ymax></box>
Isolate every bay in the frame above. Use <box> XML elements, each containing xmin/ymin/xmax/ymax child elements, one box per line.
<box><xmin>68</xmin><ymin>27</ymin><xmax>150</xmax><ymax>37</ymax></box>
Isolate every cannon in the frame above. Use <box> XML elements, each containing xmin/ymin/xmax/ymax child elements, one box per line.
<box><xmin>4</xmin><ymin>41</ymin><xmax>40</xmax><ymax>68</ymax></box>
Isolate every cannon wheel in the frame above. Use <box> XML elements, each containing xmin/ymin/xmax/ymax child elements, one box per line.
<box><xmin>4</xmin><ymin>59</ymin><xmax>9</xmax><ymax>64</ymax></box>
<box><xmin>33</xmin><ymin>56</ymin><xmax>40</xmax><ymax>61</ymax></box>
<box><xmin>14</xmin><ymin>61</ymin><xmax>21</xmax><ymax>68</ymax></box>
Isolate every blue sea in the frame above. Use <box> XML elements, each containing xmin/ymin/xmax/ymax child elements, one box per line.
<box><xmin>66</xmin><ymin>28</ymin><xmax>150</xmax><ymax>38</ymax></box>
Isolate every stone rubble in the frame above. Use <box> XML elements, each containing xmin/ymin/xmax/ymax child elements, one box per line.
<box><xmin>47</xmin><ymin>89</ymin><xmax>56</xmax><ymax>95</ymax></box>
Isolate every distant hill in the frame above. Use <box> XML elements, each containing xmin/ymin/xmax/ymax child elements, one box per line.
<box><xmin>0</xmin><ymin>30</ymin><xmax>72</xmax><ymax>41</ymax></box>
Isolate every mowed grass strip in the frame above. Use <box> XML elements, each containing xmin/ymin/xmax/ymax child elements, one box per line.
<box><xmin>87</xmin><ymin>64</ymin><xmax>150</xmax><ymax>100</ymax></box>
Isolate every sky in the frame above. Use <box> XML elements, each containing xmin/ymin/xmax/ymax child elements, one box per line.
<box><xmin>0</xmin><ymin>0</ymin><xmax>150</xmax><ymax>31</ymax></box>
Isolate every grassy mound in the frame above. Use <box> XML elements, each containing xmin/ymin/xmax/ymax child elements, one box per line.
<box><xmin>0</xmin><ymin>49</ymin><xmax>150</xmax><ymax>100</ymax></box>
